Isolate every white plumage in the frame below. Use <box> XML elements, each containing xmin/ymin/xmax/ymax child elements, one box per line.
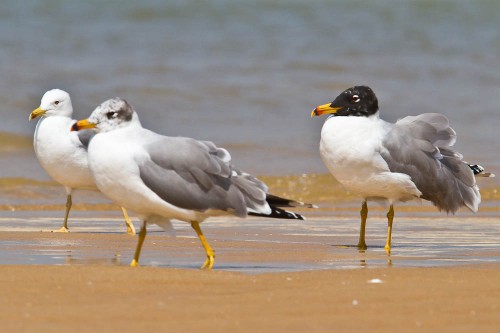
<box><xmin>29</xmin><ymin>89</ymin><xmax>135</xmax><ymax>234</ymax></box>
<box><xmin>320</xmin><ymin>114</ymin><xmax>422</xmax><ymax>203</ymax></box>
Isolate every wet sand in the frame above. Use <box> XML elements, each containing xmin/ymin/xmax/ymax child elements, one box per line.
<box><xmin>1</xmin><ymin>175</ymin><xmax>499</xmax><ymax>331</ymax></box>
<box><xmin>0</xmin><ymin>211</ymin><xmax>499</xmax><ymax>332</ymax></box>
<box><xmin>1</xmin><ymin>259</ymin><xmax>499</xmax><ymax>333</ymax></box>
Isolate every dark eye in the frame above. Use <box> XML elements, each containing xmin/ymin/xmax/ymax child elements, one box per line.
<box><xmin>106</xmin><ymin>112</ymin><xmax>117</xmax><ymax>119</ymax></box>
<box><xmin>54</xmin><ymin>101</ymin><xmax>60</xmax><ymax>105</ymax></box>
<box><xmin>352</xmin><ymin>95</ymin><xmax>360</xmax><ymax>103</ymax></box>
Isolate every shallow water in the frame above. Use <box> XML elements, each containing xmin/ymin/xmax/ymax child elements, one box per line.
<box><xmin>2</xmin><ymin>173</ymin><xmax>499</xmax><ymax>209</ymax></box>
<box><xmin>1</xmin><ymin>174</ymin><xmax>499</xmax><ymax>272</ymax></box>
<box><xmin>1</xmin><ymin>171</ymin><xmax>498</xmax><ymax>270</ymax></box>
<box><xmin>0</xmin><ymin>210</ymin><xmax>499</xmax><ymax>273</ymax></box>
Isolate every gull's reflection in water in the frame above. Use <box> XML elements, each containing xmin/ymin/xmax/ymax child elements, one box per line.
<box><xmin>355</xmin><ymin>247</ymin><xmax>393</xmax><ymax>268</ymax></box>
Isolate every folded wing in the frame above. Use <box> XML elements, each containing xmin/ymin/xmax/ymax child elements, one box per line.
<box><xmin>380</xmin><ymin>113</ymin><xmax>480</xmax><ymax>213</ymax></box>
<box><xmin>138</xmin><ymin>136</ymin><xmax>270</xmax><ymax>217</ymax></box>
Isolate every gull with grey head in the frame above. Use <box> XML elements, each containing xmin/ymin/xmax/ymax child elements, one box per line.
<box><xmin>73</xmin><ymin>97</ymin><xmax>313</xmax><ymax>268</ymax></box>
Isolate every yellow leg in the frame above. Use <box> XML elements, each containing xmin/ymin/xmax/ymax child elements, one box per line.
<box><xmin>130</xmin><ymin>222</ymin><xmax>147</xmax><ymax>267</ymax></box>
<box><xmin>190</xmin><ymin>221</ymin><xmax>215</xmax><ymax>270</ymax></box>
<box><xmin>357</xmin><ymin>201</ymin><xmax>368</xmax><ymax>250</ymax></box>
<box><xmin>53</xmin><ymin>194</ymin><xmax>71</xmax><ymax>233</ymax></box>
<box><xmin>384</xmin><ymin>204</ymin><xmax>394</xmax><ymax>254</ymax></box>
<box><xmin>121</xmin><ymin>207</ymin><xmax>136</xmax><ymax>235</ymax></box>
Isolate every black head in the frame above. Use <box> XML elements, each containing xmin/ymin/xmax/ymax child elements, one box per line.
<box><xmin>312</xmin><ymin>86</ymin><xmax>379</xmax><ymax>117</ymax></box>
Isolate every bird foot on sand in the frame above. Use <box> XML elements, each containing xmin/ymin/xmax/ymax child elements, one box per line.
<box><xmin>200</xmin><ymin>256</ymin><xmax>215</xmax><ymax>270</ymax></box>
<box><xmin>51</xmin><ymin>226</ymin><xmax>69</xmax><ymax>233</ymax></box>
<box><xmin>126</xmin><ymin>225</ymin><xmax>136</xmax><ymax>236</ymax></box>
<box><xmin>357</xmin><ymin>243</ymin><xmax>367</xmax><ymax>251</ymax></box>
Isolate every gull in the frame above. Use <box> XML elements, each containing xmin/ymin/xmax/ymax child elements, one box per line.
<box><xmin>72</xmin><ymin>98</ymin><xmax>312</xmax><ymax>269</ymax></box>
<box><xmin>29</xmin><ymin>89</ymin><xmax>136</xmax><ymax>235</ymax></box>
<box><xmin>311</xmin><ymin>85</ymin><xmax>493</xmax><ymax>252</ymax></box>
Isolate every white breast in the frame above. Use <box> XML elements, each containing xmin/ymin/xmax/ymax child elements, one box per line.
<box><xmin>34</xmin><ymin>116</ymin><xmax>95</xmax><ymax>190</ymax></box>
<box><xmin>319</xmin><ymin>115</ymin><xmax>421</xmax><ymax>202</ymax></box>
<box><xmin>87</xmin><ymin>127</ymin><xmax>200</xmax><ymax>222</ymax></box>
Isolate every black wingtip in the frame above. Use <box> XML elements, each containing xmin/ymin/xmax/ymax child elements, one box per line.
<box><xmin>249</xmin><ymin>207</ymin><xmax>305</xmax><ymax>220</ymax></box>
<box><xmin>468</xmin><ymin>163</ymin><xmax>495</xmax><ymax>178</ymax></box>
<box><xmin>266</xmin><ymin>194</ymin><xmax>317</xmax><ymax>209</ymax></box>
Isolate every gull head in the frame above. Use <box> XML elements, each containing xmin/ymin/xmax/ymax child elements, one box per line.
<box><xmin>72</xmin><ymin>97</ymin><xmax>135</xmax><ymax>133</ymax></box>
<box><xmin>311</xmin><ymin>85</ymin><xmax>379</xmax><ymax>118</ymax></box>
<box><xmin>29</xmin><ymin>89</ymin><xmax>73</xmax><ymax>120</ymax></box>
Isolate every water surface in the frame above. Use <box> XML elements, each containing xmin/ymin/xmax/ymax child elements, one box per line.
<box><xmin>0</xmin><ymin>0</ymin><xmax>499</xmax><ymax>179</ymax></box>
<box><xmin>0</xmin><ymin>1</ymin><xmax>499</xmax><ymax>272</ymax></box>
<box><xmin>0</xmin><ymin>209</ymin><xmax>499</xmax><ymax>273</ymax></box>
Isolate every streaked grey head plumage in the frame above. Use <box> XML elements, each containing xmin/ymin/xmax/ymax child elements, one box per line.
<box><xmin>89</xmin><ymin>97</ymin><xmax>135</xmax><ymax>132</ymax></box>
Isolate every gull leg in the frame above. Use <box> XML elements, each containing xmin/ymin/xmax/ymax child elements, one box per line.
<box><xmin>121</xmin><ymin>207</ymin><xmax>136</xmax><ymax>235</ymax></box>
<box><xmin>357</xmin><ymin>201</ymin><xmax>368</xmax><ymax>250</ymax></box>
<box><xmin>190</xmin><ymin>221</ymin><xmax>215</xmax><ymax>270</ymax></box>
<box><xmin>53</xmin><ymin>194</ymin><xmax>72</xmax><ymax>233</ymax></box>
<box><xmin>130</xmin><ymin>222</ymin><xmax>147</xmax><ymax>267</ymax></box>
<box><xmin>384</xmin><ymin>204</ymin><xmax>394</xmax><ymax>254</ymax></box>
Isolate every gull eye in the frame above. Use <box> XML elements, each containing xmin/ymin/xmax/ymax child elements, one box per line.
<box><xmin>106</xmin><ymin>111</ymin><xmax>117</xmax><ymax>119</ymax></box>
<box><xmin>352</xmin><ymin>95</ymin><xmax>360</xmax><ymax>103</ymax></box>
<box><xmin>54</xmin><ymin>101</ymin><xmax>60</xmax><ymax>105</ymax></box>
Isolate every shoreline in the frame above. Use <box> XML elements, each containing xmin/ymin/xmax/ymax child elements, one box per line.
<box><xmin>1</xmin><ymin>177</ymin><xmax>499</xmax><ymax>220</ymax></box>
<box><xmin>1</xmin><ymin>214</ymin><xmax>499</xmax><ymax>269</ymax></box>
<box><xmin>1</xmin><ymin>181</ymin><xmax>499</xmax><ymax>332</ymax></box>
<box><xmin>0</xmin><ymin>211</ymin><xmax>499</xmax><ymax>331</ymax></box>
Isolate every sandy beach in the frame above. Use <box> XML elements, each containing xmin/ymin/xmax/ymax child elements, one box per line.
<box><xmin>1</xmin><ymin>252</ymin><xmax>499</xmax><ymax>333</ymax></box>
<box><xmin>1</xmin><ymin>175</ymin><xmax>499</xmax><ymax>333</ymax></box>
<box><xmin>0</xmin><ymin>210</ymin><xmax>499</xmax><ymax>332</ymax></box>
<box><xmin>2</xmin><ymin>1</ymin><xmax>500</xmax><ymax>332</ymax></box>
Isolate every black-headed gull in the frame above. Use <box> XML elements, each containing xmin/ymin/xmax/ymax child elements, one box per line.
<box><xmin>311</xmin><ymin>85</ymin><xmax>493</xmax><ymax>252</ymax></box>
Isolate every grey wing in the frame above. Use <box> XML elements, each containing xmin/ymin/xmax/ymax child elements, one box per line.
<box><xmin>380</xmin><ymin>113</ymin><xmax>479</xmax><ymax>213</ymax></box>
<box><xmin>76</xmin><ymin>129</ymin><xmax>95</xmax><ymax>150</ymax></box>
<box><xmin>138</xmin><ymin>136</ymin><xmax>269</xmax><ymax>217</ymax></box>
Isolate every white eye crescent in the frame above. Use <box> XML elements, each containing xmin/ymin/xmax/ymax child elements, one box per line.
<box><xmin>106</xmin><ymin>112</ymin><xmax>118</xmax><ymax>120</ymax></box>
<box><xmin>352</xmin><ymin>95</ymin><xmax>360</xmax><ymax>103</ymax></box>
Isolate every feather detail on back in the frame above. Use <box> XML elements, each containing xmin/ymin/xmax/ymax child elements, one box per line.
<box><xmin>380</xmin><ymin>113</ymin><xmax>480</xmax><ymax>213</ymax></box>
<box><xmin>139</xmin><ymin>137</ymin><xmax>269</xmax><ymax>217</ymax></box>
